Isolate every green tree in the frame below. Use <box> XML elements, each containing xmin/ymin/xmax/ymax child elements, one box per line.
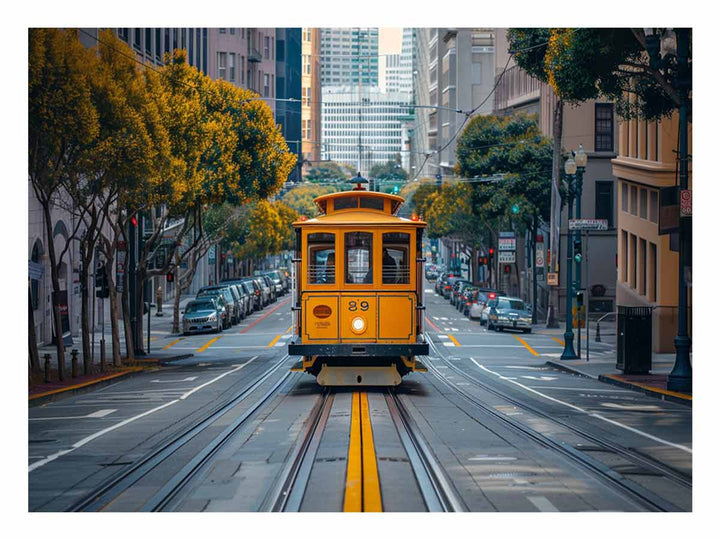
<box><xmin>29</xmin><ymin>28</ymin><xmax>100</xmax><ymax>378</ymax></box>
<box><xmin>305</xmin><ymin>161</ymin><xmax>350</xmax><ymax>183</ymax></box>
<box><xmin>369</xmin><ymin>160</ymin><xmax>408</xmax><ymax>182</ymax></box>
<box><xmin>281</xmin><ymin>183</ymin><xmax>341</xmax><ymax>217</ymax></box>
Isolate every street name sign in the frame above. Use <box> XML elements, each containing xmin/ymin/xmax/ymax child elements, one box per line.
<box><xmin>499</xmin><ymin>237</ymin><xmax>516</xmax><ymax>251</ymax></box>
<box><xmin>568</xmin><ymin>219</ymin><xmax>608</xmax><ymax>231</ymax></box>
<box><xmin>499</xmin><ymin>251</ymin><xmax>515</xmax><ymax>263</ymax></box>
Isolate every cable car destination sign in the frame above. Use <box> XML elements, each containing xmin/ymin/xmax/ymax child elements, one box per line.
<box><xmin>568</xmin><ymin>219</ymin><xmax>608</xmax><ymax>231</ymax></box>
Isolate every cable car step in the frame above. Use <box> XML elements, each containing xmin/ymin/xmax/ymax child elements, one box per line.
<box><xmin>290</xmin><ymin>360</ymin><xmax>305</xmax><ymax>372</ymax></box>
<box><xmin>413</xmin><ymin>360</ymin><xmax>428</xmax><ymax>372</ymax></box>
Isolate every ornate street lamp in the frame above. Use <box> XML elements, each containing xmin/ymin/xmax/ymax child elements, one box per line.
<box><xmin>561</xmin><ymin>155</ymin><xmax>578</xmax><ymax>360</ymax></box>
<box><xmin>573</xmin><ymin>145</ymin><xmax>587</xmax><ymax>354</ymax></box>
<box><xmin>644</xmin><ymin>28</ymin><xmax>692</xmax><ymax>393</ymax></box>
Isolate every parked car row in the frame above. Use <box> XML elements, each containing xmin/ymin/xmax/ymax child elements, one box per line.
<box><xmin>433</xmin><ymin>271</ymin><xmax>533</xmax><ymax>333</ymax></box>
<box><xmin>181</xmin><ymin>269</ymin><xmax>291</xmax><ymax>336</ymax></box>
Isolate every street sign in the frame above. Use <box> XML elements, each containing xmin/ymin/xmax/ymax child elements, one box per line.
<box><xmin>498</xmin><ymin>237</ymin><xmax>516</xmax><ymax>251</ymax></box>
<box><xmin>535</xmin><ymin>243</ymin><xmax>545</xmax><ymax>268</ymax></box>
<box><xmin>547</xmin><ymin>272</ymin><xmax>559</xmax><ymax>286</ymax></box>
<box><xmin>568</xmin><ymin>219</ymin><xmax>608</xmax><ymax>231</ymax></box>
<box><xmin>28</xmin><ymin>260</ymin><xmax>44</xmax><ymax>280</ymax></box>
<box><xmin>208</xmin><ymin>245</ymin><xmax>216</xmax><ymax>264</ymax></box>
<box><xmin>498</xmin><ymin>251</ymin><xmax>515</xmax><ymax>263</ymax></box>
<box><xmin>680</xmin><ymin>189</ymin><xmax>692</xmax><ymax>217</ymax></box>
<box><xmin>499</xmin><ymin>231</ymin><xmax>514</xmax><ymax>238</ymax></box>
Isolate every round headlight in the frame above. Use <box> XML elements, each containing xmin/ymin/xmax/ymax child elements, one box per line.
<box><xmin>351</xmin><ymin>316</ymin><xmax>366</xmax><ymax>334</ymax></box>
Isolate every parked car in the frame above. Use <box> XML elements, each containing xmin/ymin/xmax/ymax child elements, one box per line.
<box><xmin>182</xmin><ymin>298</ymin><xmax>223</xmax><ymax>335</ymax></box>
<box><xmin>198</xmin><ymin>285</ymin><xmax>239</xmax><ymax>325</ymax></box>
<box><xmin>258</xmin><ymin>275</ymin><xmax>276</xmax><ymax>303</ymax></box>
<box><xmin>435</xmin><ymin>272</ymin><xmax>449</xmax><ymax>294</ymax></box>
<box><xmin>425</xmin><ymin>264</ymin><xmax>440</xmax><ymax>281</ymax></box>
<box><xmin>458</xmin><ymin>286</ymin><xmax>479</xmax><ymax>316</ymax></box>
<box><xmin>469</xmin><ymin>290</ymin><xmax>491</xmax><ymax>320</ymax></box>
<box><xmin>485</xmin><ymin>296</ymin><xmax>533</xmax><ymax>333</ymax></box>
<box><xmin>239</xmin><ymin>277</ymin><xmax>265</xmax><ymax>310</ymax></box>
<box><xmin>450</xmin><ymin>279</ymin><xmax>471</xmax><ymax>305</ymax></box>
<box><xmin>196</xmin><ymin>290</ymin><xmax>230</xmax><ymax>329</ymax></box>
<box><xmin>442</xmin><ymin>275</ymin><xmax>464</xmax><ymax>299</ymax></box>
<box><xmin>264</xmin><ymin>270</ymin><xmax>284</xmax><ymax>296</ymax></box>
<box><xmin>220</xmin><ymin>280</ymin><xmax>251</xmax><ymax>319</ymax></box>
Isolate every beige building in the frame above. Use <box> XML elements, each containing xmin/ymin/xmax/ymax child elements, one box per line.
<box><xmin>612</xmin><ymin>111</ymin><xmax>692</xmax><ymax>352</ymax></box>
<box><xmin>301</xmin><ymin>28</ymin><xmax>321</xmax><ymax>164</ymax></box>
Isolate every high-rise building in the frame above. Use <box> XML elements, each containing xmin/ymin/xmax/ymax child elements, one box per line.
<box><xmin>302</xmin><ymin>28</ymin><xmax>322</xmax><ymax>165</ymax></box>
<box><xmin>275</xmin><ymin>28</ymin><xmax>302</xmax><ymax>181</ymax></box>
<box><xmin>321</xmin><ymin>86</ymin><xmax>412</xmax><ymax>176</ymax></box>
<box><xmin>321</xmin><ymin>28</ymin><xmax>379</xmax><ymax>87</ymax></box>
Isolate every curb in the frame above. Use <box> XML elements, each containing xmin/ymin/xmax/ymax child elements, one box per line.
<box><xmin>128</xmin><ymin>353</ymin><xmax>195</xmax><ymax>366</ymax></box>
<box><xmin>545</xmin><ymin>360</ymin><xmax>692</xmax><ymax>406</ymax></box>
<box><xmin>29</xmin><ymin>367</ymin><xmax>146</xmax><ymax>407</ymax></box>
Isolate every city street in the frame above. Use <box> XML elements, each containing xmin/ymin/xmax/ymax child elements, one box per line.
<box><xmin>28</xmin><ymin>283</ymin><xmax>692</xmax><ymax>512</ymax></box>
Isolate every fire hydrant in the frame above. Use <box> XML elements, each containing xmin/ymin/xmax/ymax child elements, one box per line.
<box><xmin>156</xmin><ymin>286</ymin><xmax>164</xmax><ymax>316</ymax></box>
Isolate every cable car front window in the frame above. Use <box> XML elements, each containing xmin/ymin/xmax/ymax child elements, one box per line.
<box><xmin>308</xmin><ymin>233</ymin><xmax>335</xmax><ymax>284</ymax></box>
<box><xmin>382</xmin><ymin>232</ymin><xmax>410</xmax><ymax>284</ymax></box>
<box><xmin>345</xmin><ymin>232</ymin><xmax>373</xmax><ymax>284</ymax></box>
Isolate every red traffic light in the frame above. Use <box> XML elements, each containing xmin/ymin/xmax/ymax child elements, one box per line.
<box><xmin>489</xmin><ymin>248</ymin><xmax>494</xmax><ymax>256</ymax></box>
<box><xmin>131</xmin><ymin>215</ymin><xmax>138</xmax><ymax>227</ymax></box>
<box><xmin>166</xmin><ymin>272</ymin><xmax>174</xmax><ymax>283</ymax></box>
<box><xmin>503</xmin><ymin>265</ymin><xmax>511</xmax><ymax>274</ymax></box>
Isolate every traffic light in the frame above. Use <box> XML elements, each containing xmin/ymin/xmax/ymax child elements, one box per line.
<box><xmin>435</xmin><ymin>174</ymin><xmax>442</xmax><ymax>186</ymax></box>
<box><xmin>511</xmin><ymin>202</ymin><xmax>520</xmax><ymax>215</ymax></box>
<box><xmin>166</xmin><ymin>272</ymin><xmax>174</xmax><ymax>283</ymax></box>
<box><xmin>95</xmin><ymin>264</ymin><xmax>109</xmax><ymax>298</ymax></box>
<box><xmin>573</xmin><ymin>239</ymin><xmax>582</xmax><ymax>263</ymax></box>
<box><xmin>576</xmin><ymin>290</ymin><xmax>584</xmax><ymax>306</ymax></box>
<box><xmin>503</xmin><ymin>265</ymin><xmax>511</xmax><ymax>274</ymax></box>
<box><xmin>489</xmin><ymin>247</ymin><xmax>494</xmax><ymax>259</ymax></box>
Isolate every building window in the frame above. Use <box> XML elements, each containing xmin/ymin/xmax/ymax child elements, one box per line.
<box><xmin>229</xmin><ymin>53</ymin><xmax>235</xmax><ymax>81</ymax></box>
<box><xmin>265</xmin><ymin>36</ymin><xmax>270</xmax><ymax>58</ymax></box>
<box><xmin>118</xmin><ymin>28</ymin><xmax>129</xmax><ymax>43</ymax></box>
<box><xmin>639</xmin><ymin>238</ymin><xmax>647</xmax><ymax>296</ymax></box>
<box><xmin>218</xmin><ymin>52</ymin><xmax>227</xmax><ymax>80</ymax></box>
<box><xmin>640</xmin><ymin>188</ymin><xmax>648</xmax><ymax>219</ymax></box>
<box><xmin>649</xmin><ymin>190</ymin><xmax>658</xmax><ymax>223</ymax></box>
<box><xmin>241</xmin><ymin>57</ymin><xmax>245</xmax><ymax>84</ymax></box>
<box><xmin>595</xmin><ymin>103</ymin><xmax>614</xmax><ymax>152</ymax></box>
<box><xmin>621</xmin><ymin>182</ymin><xmax>628</xmax><ymax>213</ymax></box>
<box><xmin>595</xmin><ymin>181</ymin><xmax>614</xmax><ymax>228</ymax></box>
<box><xmin>264</xmin><ymin>73</ymin><xmax>270</xmax><ymax>97</ymax></box>
<box><xmin>622</xmin><ymin>230</ymin><xmax>628</xmax><ymax>282</ymax></box>
<box><xmin>165</xmin><ymin>29</ymin><xmax>170</xmax><ymax>54</ymax></box>
<box><xmin>630</xmin><ymin>234</ymin><xmax>637</xmax><ymax>288</ymax></box>
<box><xmin>220</xmin><ymin>28</ymin><xmax>226</xmax><ymax>34</ymax></box>
<box><xmin>145</xmin><ymin>28</ymin><xmax>152</xmax><ymax>55</ymax></box>
<box><xmin>630</xmin><ymin>185</ymin><xmax>638</xmax><ymax>215</ymax></box>
<box><xmin>650</xmin><ymin>242</ymin><xmax>657</xmax><ymax>302</ymax></box>
<box><xmin>156</xmin><ymin>28</ymin><xmax>162</xmax><ymax>60</ymax></box>
<box><xmin>134</xmin><ymin>28</ymin><xmax>142</xmax><ymax>50</ymax></box>
<box><xmin>230</xmin><ymin>28</ymin><xmax>235</xmax><ymax>35</ymax></box>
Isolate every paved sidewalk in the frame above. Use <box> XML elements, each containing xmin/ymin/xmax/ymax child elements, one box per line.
<box><xmin>29</xmin><ymin>295</ymin><xmax>196</xmax><ymax>403</ymax></box>
<box><xmin>546</xmin><ymin>352</ymin><xmax>692</xmax><ymax>405</ymax></box>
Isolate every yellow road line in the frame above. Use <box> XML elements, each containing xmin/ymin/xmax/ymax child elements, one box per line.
<box><xmin>447</xmin><ymin>334</ymin><xmax>461</xmax><ymax>347</ymax></box>
<box><xmin>344</xmin><ymin>392</ymin><xmax>363</xmax><ymax>512</ymax></box>
<box><xmin>360</xmin><ymin>392</ymin><xmax>382</xmax><ymax>512</ymax></box>
<box><xmin>514</xmin><ymin>335</ymin><xmax>539</xmax><ymax>356</ymax></box>
<box><xmin>197</xmin><ymin>336</ymin><xmax>221</xmax><ymax>353</ymax></box>
<box><xmin>604</xmin><ymin>374</ymin><xmax>693</xmax><ymax>401</ymax></box>
<box><xmin>551</xmin><ymin>336</ymin><xmax>565</xmax><ymax>346</ymax></box>
<box><xmin>163</xmin><ymin>338</ymin><xmax>183</xmax><ymax>350</ymax></box>
<box><xmin>267</xmin><ymin>333</ymin><xmax>283</xmax><ymax>348</ymax></box>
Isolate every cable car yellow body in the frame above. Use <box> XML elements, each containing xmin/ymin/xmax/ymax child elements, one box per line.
<box><xmin>288</xmin><ymin>188</ymin><xmax>429</xmax><ymax>386</ymax></box>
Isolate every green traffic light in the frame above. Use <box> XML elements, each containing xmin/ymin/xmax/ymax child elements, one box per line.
<box><xmin>574</xmin><ymin>253</ymin><xmax>582</xmax><ymax>263</ymax></box>
<box><xmin>511</xmin><ymin>203</ymin><xmax>520</xmax><ymax>214</ymax></box>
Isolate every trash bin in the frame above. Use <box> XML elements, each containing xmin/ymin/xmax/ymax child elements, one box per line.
<box><xmin>616</xmin><ymin>306</ymin><xmax>653</xmax><ymax>374</ymax></box>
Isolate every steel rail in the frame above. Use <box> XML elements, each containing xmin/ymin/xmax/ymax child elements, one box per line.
<box><xmin>262</xmin><ymin>390</ymin><xmax>334</xmax><ymax>512</ymax></box>
<box><xmin>424</xmin><ymin>335</ymin><xmax>684</xmax><ymax>512</ymax></box>
<box><xmin>425</xmin><ymin>334</ymin><xmax>692</xmax><ymax>489</ymax></box>
<box><xmin>385</xmin><ymin>388</ymin><xmax>467</xmax><ymax>512</ymax></box>
<box><xmin>70</xmin><ymin>354</ymin><xmax>292</xmax><ymax>512</ymax></box>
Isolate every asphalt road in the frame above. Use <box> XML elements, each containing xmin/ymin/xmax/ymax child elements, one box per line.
<box><xmin>28</xmin><ymin>284</ymin><xmax>692</xmax><ymax>512</ymax></box>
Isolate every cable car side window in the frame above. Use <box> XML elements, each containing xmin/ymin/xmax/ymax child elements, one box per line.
<box><xmin>382</xmin><ymin>232</ymin><xmax>410</xmax><ymax>284</ymax></box>
<box><xmin>345</xmin><ymin>232</ymin><xmax>373</xmax><ymax>284</ymax></box>
<box><xmin>308</xmin><ymin>233</ymin><xmax>335</xmax><ymax>284</ymax></box>
<box><xmin>333</xmin><ymin>196</ymin><xmax>359</xmax><ymax>211</ymax></box>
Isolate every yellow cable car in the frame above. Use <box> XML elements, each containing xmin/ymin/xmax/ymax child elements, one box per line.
<box><xmin>288</xmin><ymin>179</ymin><xmax>429</xmax><ymax>386</ymax></box>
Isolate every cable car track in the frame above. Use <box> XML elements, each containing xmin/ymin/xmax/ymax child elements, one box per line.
<box><xmin>423</xmin><ymin>335</ymin><xmax>689</xmax><ymax>512</ymax></box>
<box><xmin>70</xmin><ymin>354</ymin><xmax>294</xmax><ymax>512</ymax></box>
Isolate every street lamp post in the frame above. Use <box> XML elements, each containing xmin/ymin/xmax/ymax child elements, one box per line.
<box><xmin>561</xmin><ymin>155</ymin><xmax>578</xmax><ymax>360</ymax></box>
<box><xmin>573</xmin><ymin>145</ymin><xmax>587</xmax><ymax>356</ymax></box>
<box><xmin>644</xmin><ymin>28</ymin><xmax>692</xmax><ymax>393</ymax></box>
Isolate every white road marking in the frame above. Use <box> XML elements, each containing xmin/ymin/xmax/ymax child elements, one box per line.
<box><xmin>502</xmin><ymin>366</ymin><xmax>548</xmax><ymax>370</ymax></box>
<box><xmin>474</xmin><ymin>362</ymin><xmax>693</xmax><ymax>454</ymax></box>
<box><xmin>469</xmin><ymin>456</ymin><xmax>517</xmax><ymax>461</ymax></box>
<box><xmin>438</xmin><ymin>335</ymin><xmax>448</xmax><ymax>339</ymax></box>
<box><xmin>527</xmin><ymin>387</ymin><xmax>635</xmax><ymax>393</ymax></box>
<box><xmin>275</xmin><ymin>341</ymin><xmax>286</xmax><ymax>347</ymax></box>
<box><xmin>432</xmin><ymin>316</ymin><xmax>440</xmax><ymax>320</ymax></box>
<box><xmin>180</xmin><ymin>357</ymin><xmax>257</xmax><ymax>400</ymax></box>
<box><xmin>520</xmin><ymin>376</ymin><xmax>558</xmax><ymax>381</ymax></box>
<box><xmin>424</xmin><ymin>289</ymin><xmax>434</xmax><ymax>293</ymax></box>
<box><xmin>29</xmin><ymin>401</ymin><xmax>178</xmax><ymax>472</ymax></box>
<box><xmin>150</xmin><ymin>376</ymin><xmax>198</xmax><ymax>383</ymax></box>
<box><xmin>282</xmin><ymin>334</ymin><xmax>293</xmax><ymax>339</ymax></box>
<box><xmin>451</xmin><ymin>327</ymin><xmax>459</xmax><ymax>331</ymax></box>
<box><xmin>440</xmin><ymin>317</ymin><xmax>448</xmax><ymax>320</ymax></box>
<box><xmin>29</xmin><ymin>409</ymin><xmax>117</xmax><ymax>422</ymax></box>
<box><xmin>601</xmin><ymin>403</ymin><xmax>662</xmax><ymax>412</ymax></box>
<box><xmin>528</xmin><ymin>496</ymin><xmax>558</xmax><ymax>512</ymax></box>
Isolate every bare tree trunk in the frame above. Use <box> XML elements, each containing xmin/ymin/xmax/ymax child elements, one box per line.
<box><xmin>42</xmin><ymin>203</ymin><xmax>66</xmax><ymax>380</ymax></box>
<box><xmin>121</xmin><ymin>271</ymin><xmax>135</xmax><ymax>362</ymax></box>
<box><xmin>29</xmin><ymin>284</ymin><xmax>40</xmax><ymax>375</ymax></box>
<box><xmin>79</xmin><ymin>244</ymin><xmax>92</xmax><ymax>372</ymax></box>
<box><xmin>547</xmin><ymin>96</ymin><xmax>564</xmax><ymax>328</ymax></box>
<box><xmin>107</xmin><ymin>266</ymin><xmax>122</xmax><ymax>366</ymax></box>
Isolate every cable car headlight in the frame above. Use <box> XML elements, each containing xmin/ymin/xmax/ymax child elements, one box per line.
<box><xmin>351</xmin><ymin>316</ymin><xmax>367</xmax><ymax>334</ymax></box>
